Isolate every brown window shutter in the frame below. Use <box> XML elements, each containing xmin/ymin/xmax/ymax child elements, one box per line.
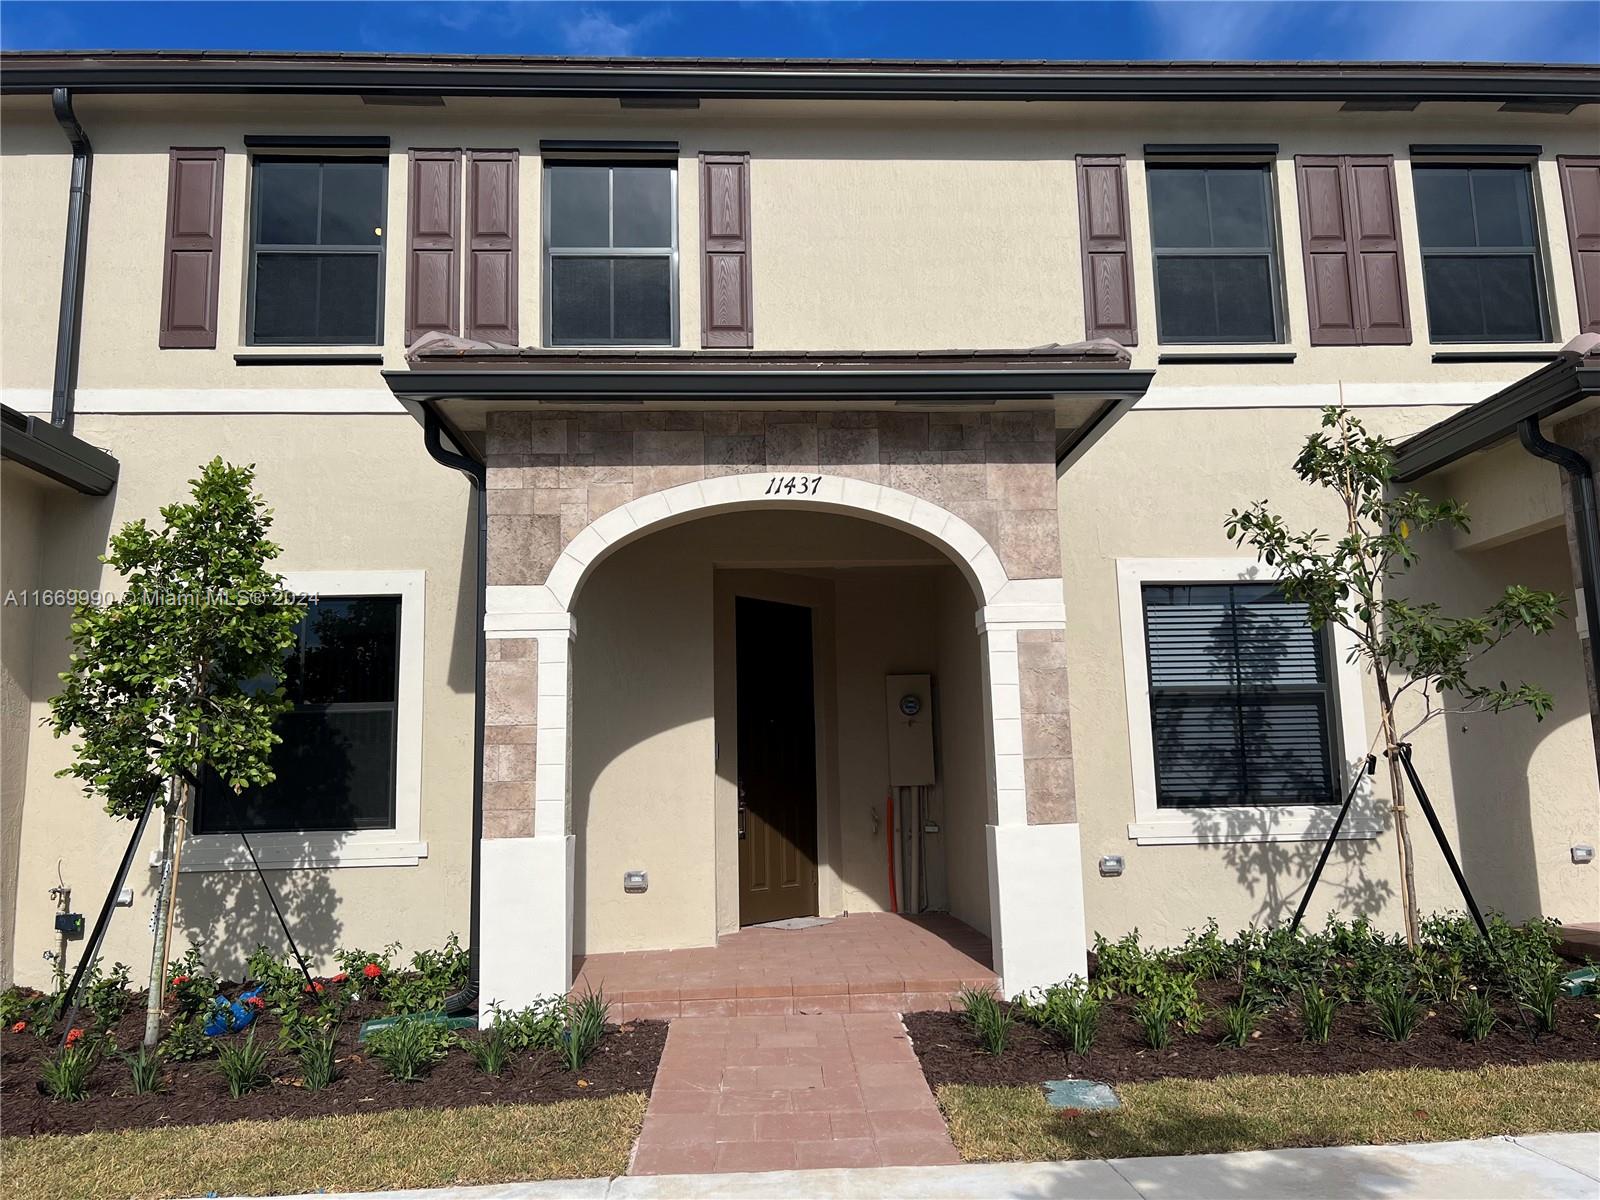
<box><xmin>1295</xmin><ymin>156</ymin><xmax>1360</xmax><ymax>346</ymax></box>
<box><xmin>1346</xmin><ymin>156</ymin><xmax>1410</xmax><ymax>345</ymax></box>
<box><xmin>406</xmin><ymin>149</ymin><xmax>460</xmax><ymax>346</ymax></box>
<box><xmin>465</xmin><ymin>150</ymin><xmax>518</xmax><ymax>344</ymax></box>
<box><xmin>1559</xmin><ymin>156</ymin><xmax>1600</xmax><ymax>335</ymax></box>
<box><xmin>158</xmin><ymin>147</ymin><xmax>225</xmax><ymax>349</ymax></box>
<box><xmin>699</xmin><ymin>152</ymin><xmax>753</xmax><ymax>348</ymax></box>
<box><xmin>1075</xmin><ymin>155</ymin><xmax>1136</xmax><ymax>345</ymax></box>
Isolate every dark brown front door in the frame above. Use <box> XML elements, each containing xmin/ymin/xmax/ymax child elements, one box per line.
<box><xmin>736</xmin><ymin>596</ymin><xmax>819</xmax><ymax>925</ymax></box>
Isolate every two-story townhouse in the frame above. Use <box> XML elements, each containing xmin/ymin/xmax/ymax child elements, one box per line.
<box><xmin>2</xmin><ymin>53</ymin><xmax>1597</xmax><ymax>1010</ymax></box>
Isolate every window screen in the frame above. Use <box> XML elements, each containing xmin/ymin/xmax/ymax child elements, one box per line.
<box><xmin>1142</xmin><ymin>583</ymin><xmax>1338</xmax><ymax>808</ymax></box>
<box><xmin>248</xmin><ymin>157</ymin><xmax>386</xmax><ymax>345</ymax></box>
<box><xmin>195</xmin><ymin>596</ymin><xmax>401</xmax><ymax>834</ymax></box>
<box><xmin>1413</xmin><ymin>165</ymin><xmax>1547</xmax><ymax>342</ymax></box>
<box><xmin>1148</xmin><ymin>165</ymin><xmax>1283</xmax><ymax>343</ymax></box>
<box><xmin>545</xmin><ymin>163</ymin><xmax>676</xmax><ymax>345</ymax></box>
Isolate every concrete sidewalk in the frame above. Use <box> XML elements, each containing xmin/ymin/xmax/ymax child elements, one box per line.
<box><xmin>266</xmin><ymin>1132</ymin><xmax>1599</xmax><ymax>1199</ymax></box>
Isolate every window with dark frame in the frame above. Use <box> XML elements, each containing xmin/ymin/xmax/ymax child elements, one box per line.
<box><xmin>544</xmin><ymin>162</ymin><xmax>676</xmax><ymax>346</ymax></box>
<box><xmin>1413</xmin><ymin>164</ymin><xmax>1548</xmax><ymax>343</ymax></box>
<box><xmin>1148</xmin><ymin>164</ymin><xmax>1284</xmax><ymax>343</ymax></box>
<box><xmin>248</xmin><ymin>157</ymin><xmax>386</xmax><ymax>345</ymax></box>
<box><xmin>1142</xmin><ymin>583</ymin><xmax>1339</xmax><ymax>809</ymax></box>
<box><xmin>194</xmin><ymin>596</ymin><xmax>401</xmax><ymax>835</ymax></box>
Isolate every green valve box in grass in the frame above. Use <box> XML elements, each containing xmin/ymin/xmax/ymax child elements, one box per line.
<box><xmin>359</xmin><ymin>1013</ymin><xmax>479</xmax><ymax>1041</ymax></box>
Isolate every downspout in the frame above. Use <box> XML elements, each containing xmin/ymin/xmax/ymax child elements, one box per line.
<box><xmin>51</xmin><ymin>86</ymin><xmax>92</xmax><ymax>434</ymax></box>
<box><xmin>1519</xmin><ymin>415</ymin><xmax>1600</xmax><ymax>735</ymax></box>
<box><xmin>422</xmin><ymin>404</ymin><xmax>487</xmax><ymax>1014</ymax></box>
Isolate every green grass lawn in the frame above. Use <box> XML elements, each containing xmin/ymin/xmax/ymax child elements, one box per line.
<box><xmin>3</xmin><ymin>1093</ymin><xmax>648</xmax><ymax>1200</ymax></box>
<box><xmin>940</xmin><ymin>1061</ymin><xmax>1600</xmax><ymax>1162</ymax></box>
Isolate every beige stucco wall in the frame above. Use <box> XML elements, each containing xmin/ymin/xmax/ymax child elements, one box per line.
<box><xmin>3</xmin><ymin>94</ymin><xmax>1597</xmax><ymax>408</ymax></box>
<box><xmin>5</xmin><ymin>414</ymin><xmax>476</xmax><ymax>988</ymax></box>
<box><xmin>1062</xmin><ymin>404</ymin><xmax>1598</xmax><ymax>948</ymax></box>
<box><xmin>570</xmin><ymin>509</ymin><xmax>990</xmax><ymax>955</ymax></box>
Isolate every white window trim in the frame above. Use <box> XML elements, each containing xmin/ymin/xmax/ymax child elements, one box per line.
<box><xmin>1116</xmin><ymin>557</ymin><xmax>1383</xmax><ymax>847</ymax></box>
<box><xmin>177</xmin><ymin>569</ymin><xmax>428</xmax><ymax>871</ymax></box>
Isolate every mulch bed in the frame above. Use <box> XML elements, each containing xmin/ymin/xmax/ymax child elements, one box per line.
<box><xmin>906</xmin><ymin>984</ymin><xmax>1600</xmax><ymax>1089</ymax></box>
<box><xmin>1</xmin><ymin>998</ymin><xmax>667</xmax><ymax>1138</ymax></box>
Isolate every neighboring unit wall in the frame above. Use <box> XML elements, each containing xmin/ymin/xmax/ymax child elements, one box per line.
<box><xmin>1549</xmin><ymin>404</ymin><xmax>1600</xmax><ymax>771</ymax></box>
<box><xmin>6</xmin><ymin>414</ymin><xmax>476</xmax><ymax>988</ymax></box>
<box><xmin>1061</xmin><ymin>404</ymin><xmax>1599</xmax><ymax>946</ymax></box>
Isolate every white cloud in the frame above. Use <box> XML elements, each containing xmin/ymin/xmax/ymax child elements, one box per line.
<box><xmin>359</xmin><ymin>2</ymin><xmax>675</xmax><ymax>57</ymax></box>
<box><xmin>559</xmin><ymin>6</ymin><xmax>668</xmax><ymax>55</ymax></box>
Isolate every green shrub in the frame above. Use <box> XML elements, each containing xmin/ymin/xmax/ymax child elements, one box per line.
<box><xmin>1458</xmin><ymin>990</ymin><xmax>1498</xmax><ymax>1043</ymax></box>
<box><xmin>216</xmin><ymin>1031</ymin><xmax>270</xmax><ymax>1099</ymax></box>
<box><xmin>41</xmin><ymin>1044</ymin><xmax>96</xmax><ymax>1102</ymax></box>
<box><xmin>165</xmin><ymin>947</ymin><xmax>216</xmax><ymax>1016</ymax></box>
<box><xmin>1133</xmin><ymin>993</ymin><xmax>1178</xmax><ymax>1050</ymax></box>
<box><xmin>1217</xmin><ymin>998</ymin><xmax>1261</xmax><ymax>1047</ymax></box>
<box><xmin>335</xmin><ymin>942</ymin><xmax>399</xmax><ymax>997</ymax></box>
<box><xmin>465</xmin><ymin>1027</ymin><xmax>511</xmax><ymax>1076</ymax></box>
<box><xmin>123</xmin><ymin>1045</ymin><xmax>162</xmax><ymax>1094</ymax></box>
<box><xmin>1028</xmin><ymin>979</ymin><xmax>1100</xmax><ymax>1055</ymax></box>
<box><xmin>159</xmin><ymin>1014</ymin><xmax>213</xmax><ymax>1062</ymax></box>
<box><xmin>1369</xmin><ymin>984</ymin><xmax>1424</xmax><ymax>1042</ymax></box>
<box><xmin>1299</xmin><ymin>984</ymin><xmax>1338</xmax><ymax>1044</ymax></box>
<box><xmin>245</xmin><ymin>945</ymin><xmax>306</xmax><ymax>1013</ymax></box>
<box><xmin>1517</xmin><ymin>968</ymin><xmax>1561</xmax><ymax>1035</ymax></box>
<box><xmin>560</xmin><ymin>989</ymin><xmax>610</xmax><ymax>1072</ymax></box>
<box><xmin>297</xmin><ymin>1029</ymin><xmax>338</xmax><ymax>1090</ymax></box>
<box><xmin>957</xmin><ymin>986</ymin><xmax>1012</xmax><ymax>1057</ymax></box>
<box><xmin>384</xmin><ymin>933</ymin><xmax>470</xmax><ymax>1014</ymax></box>
<box><xmin>488</xmin><ymin>999</ymin><xmax>564</xmax><ymax>1052</ymax></box>
<box><xmin>84</xmin><ymin>961</ymin><xmax>133</xmax><ymax>1032</ymax></box>
<box><xmin>367</xmin><ymin>1017</ymin><xmax>453</xmax><ymax>1082</ymax></box>
<box><xmin>1177</xmin><ymin>919</ymin><xmax>1235</xmax><ymax>980</ymax></box>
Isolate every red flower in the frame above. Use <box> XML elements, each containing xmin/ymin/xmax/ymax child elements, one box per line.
<box><xmin>65</xmin><ymin>1028</ymin><xmax>84</xmax><ymax>1047</ymax></box>
<box><xmin>303</xmin><ymin>981</ymin><xmax>326</xmax><ymax>994</ymax></box>
<box><xmin>362</xmin><ymin>963</ymin><xmax>382</xmax><ymax>980</ymax></box>
<box><xmin>169</xmin><ymin>973</ymin><xmax>191</xmax><ymax>988</ymax></box>
<box><xmin>331</xmin><ymin>972</ymin><xmax>349</xmax><ymax>984</ymax></box>
<box><xmin>9</xmin><ymin>1020</ymin><xmax>26</xmax><ymax>1034</ymax></box>
<box><xmin>244</xmin><ymin>995</ymin><xmax>266</xmax><ymax>1010</ymax></box>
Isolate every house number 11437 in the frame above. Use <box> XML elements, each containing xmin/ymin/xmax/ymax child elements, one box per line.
<box><xmin>765</xmin><ymin>474</ymin><xmax>823</xmax><ymax>495</ymax></box>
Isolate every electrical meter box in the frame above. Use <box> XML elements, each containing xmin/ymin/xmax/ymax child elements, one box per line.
<box><xmin>884</xmin><ymin>674</ymin><xmax>936</xmax><ymax>786</ymax></box>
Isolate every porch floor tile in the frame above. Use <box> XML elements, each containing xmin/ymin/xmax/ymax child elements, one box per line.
<box><xmin>628</xmin><ymin>1012</ymin><xmax>961</xmax><ymax>1175</ymax></box>
<box><xmin>574</xmin><ymin>912</ymin><xmax>994</xmax><ymax>1018</ymax></box>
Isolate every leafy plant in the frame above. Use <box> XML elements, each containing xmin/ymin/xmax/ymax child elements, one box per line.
<box><xmin>1133</xmin><ymin>994</ymin><xmax>1179</xmax><ymax>1050</ymax></box>
<box><xmin>1024</xmin><ymin>979</ymin><xmax>1100</xmax><ymax>1055</ymax></box>
<box><xmin>1517</xmin><ymin>969</ymin><xmax>1561</xmax><ymax>1035</ymax></box>
<box><xmin>1411</xmin><ymin>949</ymin><xmax>1469</xmax><ymax>1005</ymax></box>
<box><xmin>216</xmin><ymin>1030</ymin><xmax>271</xmax><ymax>1099</ymax></box>
<box><xmin>1299</xmin><ymin>985</ymin><xmax>1339</xmax><ymax>1044</ymax></box>
<box><xmin>367</xmin><ymin>1018</ymin><xmax>454</xmax><ymax>1082</ymax></box>
<box><xmin>487</xmin><ymin>999</ymin><xmax>564</xmax><ymax>1052</ymax></box>
<box><xmin>41</xmin><ymin>1045</ymin><xmax>96</xmax><ymax>1102</ymax></box>
<box><xmin>1458</xmin><ymin>991</ymin><xmax>1497</xmax><ymax>1043</ymax></box>
<box><xmin>159</xmin><ymin>1014</ymin><xmax>214</xmax><ymax>1062</ymax></box>
<box><xmin>1227</xmin><ymin>407</ymin><xmax>1564</xmax><ymax>944</ymax></box>
<box><xmin>165</xmin><ymin>947</ymin><xmax>218</xmax><ymax>1017</ymax></box>
<box><xmin>84</xmin><ymin>961</ymin><xmax>134</xmax><ymax>1033</ymax></box>
<box><xmin>465</xmin><ymin>1027</ymin><xmax>511</xmax><ymax>1077</ymax></box>
<box><xmin>123</xmin><ymin>1045</ymin><xmax>163</xmax><ymax>1094</ymax></box>
<box><xmin>956</xmin><ymin>986</ymin><xmax>1012</xmax><ymax>1057</ymax></box>
<box><xmin>1368</xmin><ymin>984</ymin><xmax>1424</xmax><ymax>1042</ymax></box>
<box><xmin>1218</xmin><ymin>997</ymin><xmax>1261</xmax><ymax>1048</ymax></box>
<box><xmin>560</xmin><ymin>989</ymin><xmax>610</xmax><ymax>1072</ymax></box>
<box><xmin>297</xmin><ymin>1029</ymin><xmax>339</xmax><ymax>1090</ymax></box>
<box><xmin>383</xmin><ymin>934</ymin><xmax>471</xmax><ymax>1014</ymax></box>
<box><xmin>1177</xmin><ymin>919</ymin><xmax>1235</xmax><ymax>981</ymax></box>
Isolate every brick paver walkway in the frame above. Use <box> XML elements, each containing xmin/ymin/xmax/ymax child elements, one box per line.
<box><xmin>575</xmin><ymin>912</ymin><xmax>994</xmax><ymax>1021</ymax></box>
<box><xmin>629</xmin><ymin>1012</ymin><xmax>961</xmax><ymax>1175</ymax></box>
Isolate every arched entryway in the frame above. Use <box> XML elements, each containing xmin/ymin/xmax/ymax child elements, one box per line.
<box><xmin>479</xmin><ymin>475</ymin><xmax>1085</xmax><ymax>1008</ymax></box>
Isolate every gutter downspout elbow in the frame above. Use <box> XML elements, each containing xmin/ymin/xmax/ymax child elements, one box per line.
<box><xmin>422</xmin><ymin>404</ymin><xmax>487</xmax><ymax>1016</ymax></box>
<box><xmin>1519</xmin><ymin>415</ymin><xmax>1600</xmax><ymax>709</ymax></box>
<box><xmin>51</xmin><ymin>87</ymin><xmax>92</xmax><ymax>434</ymax></box>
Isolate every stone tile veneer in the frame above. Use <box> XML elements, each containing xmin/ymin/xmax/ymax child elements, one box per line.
<box><xmin>481</xmin><ymin>408</ymin><xmax>1077</xmax><ymax>834</ymax></box>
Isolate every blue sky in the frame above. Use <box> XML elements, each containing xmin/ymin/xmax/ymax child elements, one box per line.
<box><xmin>1</xmin><ymin>1</ymin><xmax>1596</xmax><ymax>62</ymax></box>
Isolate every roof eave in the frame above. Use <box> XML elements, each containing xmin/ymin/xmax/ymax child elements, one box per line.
<box><xmin>0</xmin><ymin>406</ymin><xmax>119</xmax><ymax>495</ymax></box>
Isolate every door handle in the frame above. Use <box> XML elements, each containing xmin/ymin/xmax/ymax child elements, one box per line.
<box><xmin>737</xmin><ymin>785</ymin><xmax>747</xmax><ymax>840</ymax></box>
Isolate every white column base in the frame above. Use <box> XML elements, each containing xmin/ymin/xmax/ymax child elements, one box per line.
<box><xmin>986</xmin><ymin>822</ymin><xmax>1088</xmax><ymax>998</ymax></box>
<box><xmin>479</xmin><ymin>834</ymin><xmax>573</xmax><ymax>1023</ymax></box>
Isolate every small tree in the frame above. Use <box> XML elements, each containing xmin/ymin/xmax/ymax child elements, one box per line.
<box><xmin>1225</xmin><ymin>407</ymin><xmax>1564</xmax><ymax>945</ymax></box>
<box><xmin>48</xmin><ymin>458</ymin><xmax>304</xmax><ymax>1044</ymax></box>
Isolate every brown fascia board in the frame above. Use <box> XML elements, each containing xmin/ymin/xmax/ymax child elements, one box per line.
<box><xmin>0</xmin><ymin>404</ymin><xmax>119</xmax><ymax>495</ymax></box>
<box><xmin>1391</xmin><ymin>351</ymin><xmax>1600</xmax><ymax>481</ymax></box>
<box><xmin>1</xmin><ymin>52</ymin><xmax>1596</xmax><ymax>104</ymax></box>
<box><xmin>403</xmin><ymin>345</ymin><xmax>1134</xmax><ymax>370</ymax></box>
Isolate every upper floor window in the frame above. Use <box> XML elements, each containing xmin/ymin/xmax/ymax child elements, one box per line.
<box><xmin>1142</xmin><ymin>582</ymin><xmax>1338</xmax><ymax>808</ymax></box>
<box><xmin>195</xmin><ymin>595</ymin><xmax>401</xmax><ymax>835</ymax></box>
<box><xmin>544</xmin><ymin>163</ymin><xmax>677</xmax><ymax>346</ymax></box>
<box><xmin>1148</xmin><ymin>164</ymin><xmax>1283</xmax><ymax>344</ymax></box>
<box><xmin>1413</xmin><ymin>165</ymin><xmax>1548</xmax><ymax>343</ymax></box>
<box><xmin>248</xmin><ymin>157</ymin><xmax>387</xmax><ymax>345</ymax></box>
